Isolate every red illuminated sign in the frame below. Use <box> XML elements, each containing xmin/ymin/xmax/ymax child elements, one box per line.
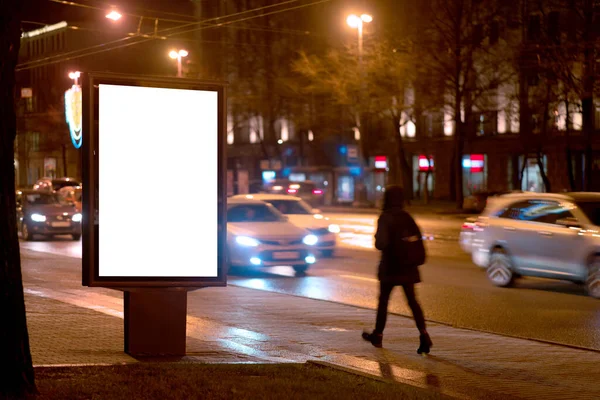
<box><xmin>418</xmin><ymin>155</ymin><xmax>434</xmax><ymax>172</ymax></box>
<box><xmin>470</xmin><ymin>154</ymin><xmax>484</xmax><ymax>173</ymax></box>
<box><xmin>374</xmin><ymin>156</ymin><xmax>387</xmax><ymax>169</ymax></box>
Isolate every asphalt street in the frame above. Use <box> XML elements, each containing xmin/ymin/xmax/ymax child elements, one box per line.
<box><xmin>19</xmin><ymin>212</ymin><xmax>600</xmax><ymax>350</ymax></box>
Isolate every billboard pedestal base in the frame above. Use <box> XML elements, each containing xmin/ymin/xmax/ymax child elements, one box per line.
<box><xmin>124</xmin><ymin>289</ymin><xmax>187</xmax><ymax>356</ymax></box>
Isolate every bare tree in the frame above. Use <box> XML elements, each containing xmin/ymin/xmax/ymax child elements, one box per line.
<box><xmin>0</xmin><ymin>1</ymin><xmax>37</xmax><ymax>397</ymax></box>
<box><xmin>293</xmin><ymin>38</ymin><xmax>416</xmax><ymax>199</ymax></box>
<box><xmin>416</xmin><ymin>0</ymin><xmax>517</xmax><ymax>207</ymax></box>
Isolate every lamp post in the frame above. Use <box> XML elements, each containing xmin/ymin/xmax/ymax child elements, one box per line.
<box><xmin>346</xmin><ymin>14</ymin><xmax>372</xmax><ymax>207</ymax></box>
<box><xmin>169</xmin><ymin>49</ymin><xmax>188</xmax><ymax>78</ymax></box>
<box><xmin>346</xmin><ymin>14</ymin><xmax>372</xmax><ymax>69</ymax></box>
<box><xmin>68</xmin><ymin>71</ymin><xmax>80</xmax><ymax>86</ymax></box>
<box><xmin>346</xmin><ymin>13</ymin><xmax>373</xmax><ymax>133</ymax></box>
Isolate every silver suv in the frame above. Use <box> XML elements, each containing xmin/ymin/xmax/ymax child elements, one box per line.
<box><xmin>471</xmin><ymin>192</ymin><xmax>600</xmax><ymax>298</ymax></box>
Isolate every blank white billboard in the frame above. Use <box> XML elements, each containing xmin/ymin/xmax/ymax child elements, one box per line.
<box><xmin>98</xmin><ymin>84</ymin><xmax>218</xmax><ymax>277</ymax></box>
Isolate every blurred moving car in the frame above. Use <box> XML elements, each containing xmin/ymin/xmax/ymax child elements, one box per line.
<box><xmin>459</xmin><ymin>216</ymin><xmax>479</xmax><ymax>254</ymax></box>
<box><xmin>469</xmin><ymin>192</ymin><xmax>600</xmax><ymax>298</ymax></box>
<box><xmin>16</xmin><ymin>189</ymin><xmax>82</xmax><ymax>241</ymax></box>
<box><xmin>232</xmin><ymin>194</ymin><xmax>339</xmax><ymax>257</ymax></box>
<box><xmin>265</xmin><ymin>180</ymin><xmax>325</xmax><ymax>206</ymax></box>
<box><xmin>57</xmin><ymin>186</ymin><xmax>82</xmax><ymax>212</ymax></box>
<box><xmin>227</xmin><ymin>197</ymin><xmax>319</xmax><ymax>274</ymax></box>
<box><xmin>463</xmin><ymin>190</ymin><xmax>523</xmax><ymax>213</ymax></box>
<box><xmin>34</xmin><ymin>177</ymin><xmax>82</xmax><ymax>192</ymax></box>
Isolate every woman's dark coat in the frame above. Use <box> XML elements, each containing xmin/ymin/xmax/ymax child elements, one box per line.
<box><xmin>374</xmin><ymin>186</ymin><xmax>423</xmax><ymax>284</ymax></box>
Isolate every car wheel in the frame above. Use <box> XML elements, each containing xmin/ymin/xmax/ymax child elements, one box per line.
<box><xmin>293</xmin><ymin>265</ymin><xmax>309</xmax><ymax>276</ymax></box>
<box><xmin>486</xmin><ymin>248</ymin><xmax>514</xmax><ymax>287</ymax></box>
<box><xmin>586</xmin><ymin>256</ymin><xmax>600</xmax><ymax>298</ymax></box>
<box><xmin>321</xmin><ymin>250</ymin><xmax>334</xmax><ymax>258</ymax></box>
<box><xmin>72</xmin><ymin>233</ymin><xmax>81</xmax><ymax>241</ymax></box>
<box><xmin>22</xmin><ymin>223</ymin><xmax>34</xmax><ymax>241</ymax></box>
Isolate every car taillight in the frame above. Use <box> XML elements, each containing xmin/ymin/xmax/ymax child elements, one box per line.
<box><xmin>287</xmin><ymin>189</ymin><xmax>298</xmax><ymax>194</ymax></box>
<box><xmin>462</xmin><ymin>223</ymin><xmax>474</xmax><ymax>230</ymax></box>
<box><xmin>313</xmin><ymin>189</ymin><xmax>323</xmax><ymax>195</ymax></box>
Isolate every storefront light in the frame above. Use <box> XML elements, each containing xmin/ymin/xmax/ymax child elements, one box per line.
<box><xmin>262</xmin><ymin>170</ymin><xmax>276</xmax><ymax>183</ymax></box>
<box><xmin>374</xmin><ymin>156</ymin><xmax>387</xmax><ymax>169</ymax></box>
<box><xmin>418</xmin><ymin>155</ymin><xmax>434</xmax><ymax>172</ymax></box>
<box><xmin>463</xmin><ymin>155</ymin><xmax>484</xmax><ymax>172</ymax></box>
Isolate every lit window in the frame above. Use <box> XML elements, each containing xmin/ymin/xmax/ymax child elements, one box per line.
<box><xmin>444</xmin><ymin>108</ymin><xmax>454</xmax><ymax>136</ymax></box>
<box><xmin>497</xmin><ymin>110</ymin><xmax>507</xmax><ymax>133</ymax></box>
<box><xmin>280</xmin><ymin>119</ymin><xmax>289</xmax><ymax>142</ymax></box>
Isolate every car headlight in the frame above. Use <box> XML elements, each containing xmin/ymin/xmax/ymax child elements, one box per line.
<box><xmin>236</xmin><ymin>236</ymin><xmax>259</xmax><ymax>247</ymax></box>
<box><xmin>31</xmin><ymin>213</ymin><xmax>46</xmax><ymax>222</ymax></box>
<box><xmin>72</xmin><ymin>213</ymin><xmax>82</xmax><ymax>222</ymax></box>
<box><xmin>328</xmin><ymin>224</ymin><xmax>340</xmax><ymax>233</ymax></box>
<box><xmin>303</xmin><ymin>234</ymin><xmax>318</xmax><ymax>246</ymax></box>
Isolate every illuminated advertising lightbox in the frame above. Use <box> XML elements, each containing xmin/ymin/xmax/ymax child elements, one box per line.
<box><xmin>374</xmin><ymin>156</ymin><xmax>387</xmax><ymax>169</ymax></box>
<box><xmin>418</xmin><ymin>155</ymin><xmax>434</xmax><ymax>172</ymax></box>
<box><xmin>81</xmin><ymin>73</ymin><xmax>226</xmax><ymax>287</ymax></box>
<box><xmin>462</xmin><ymin>154</ymin><xmax>485</xmax><ymax>173</ymax></box>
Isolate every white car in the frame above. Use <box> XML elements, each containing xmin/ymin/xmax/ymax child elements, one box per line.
<box><xmin>459</xmin><ymin>217</ymin><xmax>478</xmax><ymax>254</ymax></box>
<box><xmin>232</xmin><ymin>193</ymin><xmax>339</xmax><ymax>257</ymax></box>
<box><xmin>227</xmin><ymin>197</ymin><xmax>319</xmax><ymax>274</ymax></box>
<box><xmin>470</xmin><ymin>192</ymin><xmax>600</xmax><ymax>298</ymax></box>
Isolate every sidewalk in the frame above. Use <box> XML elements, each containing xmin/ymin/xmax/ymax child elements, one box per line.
<box><xmin>23</xmin><ymin>252</ymin><xmax>600</xmax><ymax>399</ymax></box>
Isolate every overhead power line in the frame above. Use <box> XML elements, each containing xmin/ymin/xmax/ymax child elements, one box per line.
<box><xmin>48</xmin><ymin>0</ymin><xmax>197</xmax><ymax>24</ymax></box>
<box><xmin>18</xmin><ymin>0</ymin><xmax>318</xmax><ymax>71</ymax></box>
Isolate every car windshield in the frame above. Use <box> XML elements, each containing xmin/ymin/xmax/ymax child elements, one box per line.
<box><xmin>576</xmin><ymin>201</ymin><xmax>600</xmax><ymax>226</ymax></box>
<box><xmin>25</xmin><ymin>193</ymin><xmax>66</xmax><ymax>205</ymax></box>
<box><xmin>227</xmin><ymin>203</ymin><xmax>285</xmax><ymax>223</ymax></box>
<box><xmin>267</xmin><ymin>199</ymin><xmax>313</xmax><ymax>215</ymax></box>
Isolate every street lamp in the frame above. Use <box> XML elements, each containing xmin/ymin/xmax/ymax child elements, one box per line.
<box><xmin>169</xmin><ymin>49</ymin><xmax>188</xmax><ymax>78</ymax></box>
<box><xmin>106</xmin><ymin>10</ymin><xmax>122</xmax><ymax>21</ymax></box>
<box><xmin>68</xmin><ymin>71</ymin><xmax>81</xmax><ymax>86</ymax></box>
<box><xmin>347</xmin><ymin>14</ymin><xmax>372</xmax><ymax>206</ymax></box>
<box><xmin>346</xmin><ymin>13</ymin><xmax>372</xmax><ymax>66</ymax></box>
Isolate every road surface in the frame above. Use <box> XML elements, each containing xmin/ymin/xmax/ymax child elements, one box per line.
<box><xmin>19</xmin><ymin>212</ymin><xmax>600</xmax><ymax>350</ymax></box>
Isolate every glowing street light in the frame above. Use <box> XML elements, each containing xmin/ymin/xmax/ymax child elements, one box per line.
<box><xmin>68</xmin><ymin>71</ymin><xmax>81</xmax><ymax>86</ymax></box>
<box><xmin>106</xmin><ymin>10</ymin><xmax>122</xmax><ymax>21</ymax></box>
<box><xmin>346</xmin><ymin>13</ymin><xmax>373</xmax><ymax>64</ymax></box>
<box><xmin>169</xmin><ymin>49</ymin><xmax>188</xmax><ymax>77</ymax></box>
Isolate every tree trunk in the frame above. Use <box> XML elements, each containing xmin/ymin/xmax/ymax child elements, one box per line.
<box><xmin>392</xmin><ymin>116</ymin><xmax>412</xmax><ymax>204</ymax></box>
<box><xmin>537</xmin><ymin>82</ymin><xmax>552</xmax><ymax>192</ymax></box>
<box><xmin>0</xmin><ymin>2</ymin><xmax>37</xmax><ymax>397</ymax></box>
<box><xmin>450</xmin><ymin>149</ymin><xmax>456</xmax><ymax>200</ymax></box>
<box><xmin>582</xmin><ymin>0</ymin><xmax>595</xmax><ymax>191</ymax></box>
<box><xmin>536</xmin><ymin>151</ymin><xmax>551</xmax><ymax>192</ymax></box>
<box><xmin>424</xmin><ymin>167</ymin><xmax>432</xmax><ymax>204</ymax></box>
<box><xmin>564</xmin><ymin>97</ymin><xmax>576</xmax><ymax>191</ymax></box>
<box><xmin>454</xmin><ymin>118</ymin><xmax>465</xmax><ymax>208</ymax></box>
<box><xmin>519</xmin><ymin>154</ymin><xmax>527</xmax><ymax>190</ymax></box>
<box><xmin>62</xmin><ymin>144</ymin><xmax>68</xmax><ymax>177</ymax></box>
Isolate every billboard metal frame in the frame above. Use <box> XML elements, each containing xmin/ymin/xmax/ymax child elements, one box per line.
<box><xmin>81</xmin><ymin>72</ymin><xmax>227</xmax><ymax>288</ymax></box>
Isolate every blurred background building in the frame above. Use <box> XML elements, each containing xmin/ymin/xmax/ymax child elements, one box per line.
<box><xmin>15</xmin><ymin>0</ymin><xmax>600</xmax><ymax>206</ymax></box>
